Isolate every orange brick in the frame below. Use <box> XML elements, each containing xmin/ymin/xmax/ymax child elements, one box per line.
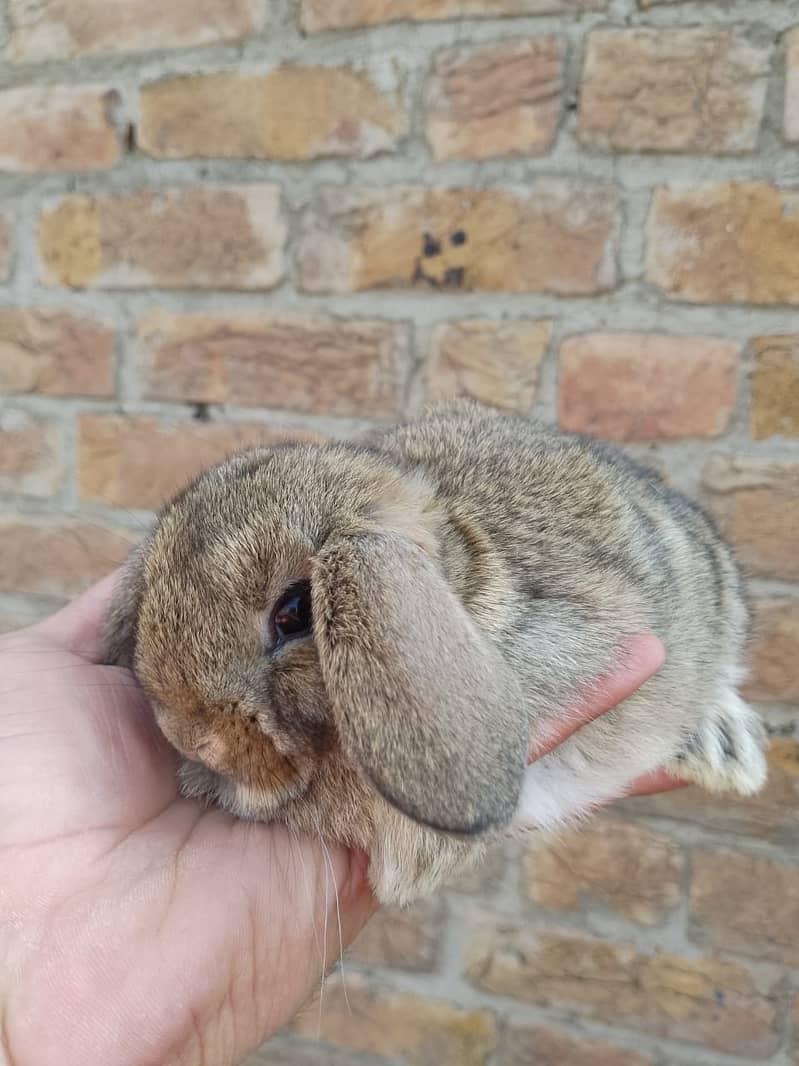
<box><xmin>301</xmin><ymin>0</ymin><xmax>604</xmax><ymax>32</ymax></box>
<box><xmin>291</xmin><ymin>975</ymin><xmax>496</xmax><ymax>1066</ymax></box>
<box><xmin>425</xmin><ymin>38</ymin><xmax>563</xmax><ymax>161</ymax></box>
<box><xmin>522</xmin><ymin>818</ymin><xmax>683</xmax><ymax>925</ymax></box>
<box><xmin>499</xmin><ymin>1021</ymin><xmax>655</xmax><ymax>1066</ymax></box>
<box><xmin>559</xmin><ymin>332</ymin><xmax>737</xmax><ymax>440</ymax></box>
<box><xmin>579</xmin><ymin>29</ymin><xmax>769</xmax><ymax>153</ymax></box>
<box><xmin>620</xmin><ymin>739</ymin><xmax>799</xmax><ymax>846</ymax></box>
<box><xmin>0</xmin><ymin>87</ymin><xmax>120</xmax><ymax>173</ymax></box>
<box><xmin>690</xmin><ymin>849</ymin><xmax>799</xmax><ymax>965</ymax></box>
<box><xmin>426</xmin><ymin>319</ymin><xmax>550</xmax><ymax>413</ymax></box>
<box><xmin>39</xmin><ymin>186</ymin><xmax>285</xmax><ymax>290</ymax></box>
<box><xmin>140</xmin><ymin>67</ymin><xmax>406</xmax><ymax>161</ymax></box>
<box><xmin>350</xmin><ymin>896</ymin><xmax>443</xmax><ymax>972</ymax></box>
<box><xmin>0</xmin><ymin>310</ymin><xmax>114</xmax><ymax>397</ymax></box>
<box><xmin>138</xmin><ymin>311</ymin><xmax>408</xmax><ymax>417</ymax></box>
<box><xmin>78</xmin><ymin>415</ymin><xmax>326</xmax><ymax>511</ymax></box>
<box><xmin>298</xmin><ymin>183</ymin><xmax>618</xmax><ymax>295</ymax></box>
<box><xmin>751</xmin><ymin>334</ymin><xmax>799</xmax><ymax>439</ymax></box>
<box><xmin>703</xmin><ymin>455</ymin><xmax>799</xmax><ymax>581</ymax></box>
<box><xmin>745</xmin><ymin>600</ymin><xmax>799</xmax><ymax>702</ymax></box>
<box><xmin>465</xmin><ymin>918</ymin><xmax>781</xmax><ymax>1056</ymax></box>
<box><xmin>6</xmin><ymin>0</ymin><xmax>257</xmax><ymax>60</ymax></box>
<box><xmin>0</xmin><ymin>409</ymin><xmax>63</xmax><ymax>498</ymax></box>
<box><xmin>646</xmin><ymin>183</ymin><xmax>799</xmax><ymax>305</ymax></box>
<box><xmin>0</xmin><ymin>517</ymin><xmax>135</xmax><ymax>600</ymax></box>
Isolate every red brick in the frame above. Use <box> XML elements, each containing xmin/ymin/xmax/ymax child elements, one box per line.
<box><xmin>745</xmin><ymin>600</ymin><xmax>799</xmax><ymax>702</ymax></box>
<box><xmin>522</xmin><ymin>819</ymin><xmax>683</xmax><ymax>926</ymax></box>
<box><xmin>39</xmin><ymin>186</ymin><xmax>285</xmax><ymax>290</ymax></box>
<box><xmin>465</xmin><ymin>918</ymin><xmax>781</xmax><ymax>1056</ymax></box>
<box><xmin>0</xmin><ymin>409</ymin><xmax>63</xmax><ymax>498</ymax></box>
<box><xmin>0</xmin><ymin>87</ymin><xmax>120</xmax><ymax>173</ymax></box>
<box><xmin>139</xmin><ymin>67</ymin><xmax>406</xmax><ymax>161</ymax></box>
<box><xmin>646</xmin><ymin>183</ymin><xmax>799</xmax><ymax>305</ymax></box>
<box><xmin>425</xmin><ymin>38</ymin><xmax>563</xmax><ymax>161</ymax></box>
<box><xmin>301</xmin><ymin>0</ymin><xmax>604</xmax><ymax>32</ymax></box>
<box><xmin>0</xmin><ymin>517</ymin><xmax>135</xmax><ymax>600</ymax></box>
<box><xmin>499</xmin><ymin>1021</ymin><xmax>655</xmax><ymax>1066</ymax></box>
<box><xmin>6</xmin><ymin>0</ymin><xmax>257</xmax><ymax>61</ymax></box>
<box><xmin>426</xmin><ymin>319</ymin><xmax>550</xmax><ymax>413</ymax></box>
<box><xmin>620</xmin><ymin>739</ymin><xmax>799</xmax><ymax>846</ymax></box>
<box><xmin>751</xmin><ymin>334</ymin><xmax>799</xmax><ymax>439</ymax></box>
<box><xmin>350</xmin><ymin>896</ymin><xmax>443</xmax><ymax>972</ymax></box>
<box><xmin>298</xmin><ymin>183</ymin><xmax>618</xmax><ymax>295</ymax></box>
<box><xmin>78</xmin><ymin>415</ymin><xmax>326</xmax><ymax>511</ymax></box>
<box><xmin>0</xmin><ymin>310</ymin><xmax>114</xmax><ymax>397</ymax></box>
<box><xmin>138</xmin><ymin>311</ymin><xmax>408</xmax><ymax>417</ymax></box>
<box><xmin>579</xmin><ymin>29</ymin><xmax>769</xmax><ymax>153</ymax></box>
<box><xmin>702</xmin><ymin>456</ymin><xmax>799</xmax><ymax>581</ymax></box>
<box><xmin>559</xmin><ymin>332</ymin><xmax>737</xmax><ymax>440</ymax></box>
<box><xmin>690</xmin><ymin>849</ymin><xmax>799</xmax><ymax>965</ymax></box>
<box><xmin>291</xmin><ymin>974</ymin><xmax>496</xmax><ymax>1066</ymax></box>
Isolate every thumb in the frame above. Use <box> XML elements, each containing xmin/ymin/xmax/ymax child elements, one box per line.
<box><xmin>35</xmin><ymin>569</ymin><xmax>122</xmax><ymax>662</ymax></box>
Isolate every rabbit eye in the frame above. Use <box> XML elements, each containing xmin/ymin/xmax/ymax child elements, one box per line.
<box><xmin>272</xmin><ymin>582</ymin><xmax>312</xmax><ymax>644</ymax></box>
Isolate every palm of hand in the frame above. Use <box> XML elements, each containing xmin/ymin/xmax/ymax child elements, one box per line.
<box><xmin>0</xmin><ymin>578</ymin><xmax>371</xmax><ymax>1066</ymax></box>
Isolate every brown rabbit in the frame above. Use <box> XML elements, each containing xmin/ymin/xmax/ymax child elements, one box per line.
<box><xmin>102</xmin><ymin>401</ymin><xmax>766</xmax><ymax>905</ymax></box>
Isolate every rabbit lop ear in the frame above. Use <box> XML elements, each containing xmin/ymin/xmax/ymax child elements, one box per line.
<box><xmin>312</xmin><ymin>531</ymin><xmax>528</xmax><ymax>835</ymax></box>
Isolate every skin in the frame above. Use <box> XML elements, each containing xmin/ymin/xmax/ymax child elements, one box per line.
<box><xmin>0</xmin><ymin>573</ymin><xmax>681</xmax><ymax>1066</ymax></box>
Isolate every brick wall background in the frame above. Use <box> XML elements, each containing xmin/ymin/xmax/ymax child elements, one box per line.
<box><xmin>1</xmin><ymin>0</ymin><xmax>798</xmax><ymax>1062</ymax></box>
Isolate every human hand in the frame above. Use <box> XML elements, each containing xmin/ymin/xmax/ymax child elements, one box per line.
<box><xmin>0</xmin><ymin>575</ymin><xmax>680</xmax><ymax>1066</ymax></box>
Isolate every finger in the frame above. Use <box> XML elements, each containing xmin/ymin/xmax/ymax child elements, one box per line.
<box><xmin>623</xmin><ymin>767</ymin><xmax>688</xmax><ymax>797</ymax></box>
<box><xmin>528</xmin><ymin>633</ymin><xmax>666</xmax><ymax>763</ymax></box>
<box><xmin>35</xmin><ymin>569</ymin><xmax>122</xmax><ymax>662</ymax></box>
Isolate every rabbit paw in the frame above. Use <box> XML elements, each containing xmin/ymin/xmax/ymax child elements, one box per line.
<box><xmin>667</xmin><ymin>691</ymin><xmax>767</xmax><ymax>796</ymax></box>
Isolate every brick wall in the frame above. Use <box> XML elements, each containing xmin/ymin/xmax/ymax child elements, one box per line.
<box><xmin>1</xmin><ymin>0</ymin><xmax>798</xmax><ymax>1063</ymax></box>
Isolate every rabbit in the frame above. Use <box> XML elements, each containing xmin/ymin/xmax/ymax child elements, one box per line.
<box><xmin>101</xmin><ymin>400</ymin><xmax>767</xmax><ymax>906</ymax></box>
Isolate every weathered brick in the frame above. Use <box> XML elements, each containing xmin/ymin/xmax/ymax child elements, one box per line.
<box><xmin>786</xmin><ymin>29</ymin><xmax>799</xmax><ymax>143</ymax></box>
<box><xmin>579</xmin><ymin>29</ymin><xmax>769</xmax><ymax>154</ymax></box>
<box><xmin>751</xmin><ymin>334</ymin><xmax>799</xmax><ymax>439</ymax></box>
<box><xmin>522</xmin><ymin>819</ymin><xmax>683</xmax><ymax>926</ymax></box>
<box><xmin>559</xmin><ymin>332</ymin><xmax>737</xmax><ymax>440</ymax></box>
<box><xmin>703</xmin><ymin>455</ymin><xmax>799</xmax><ymax>581</ymax></box>
<box><xmin>646</xmin><ymin>183</ymin><xmax>799</xmax><ymax>305</ymax></box>
<box><xmin>301</xmin><ymin>0</ymin><xmax>604</xmax><ymax>32</ymax></box>
<box><xmin>690</xmin><ymin>849</ymin><xmax>799</xmax><ymax>965</ymax></box>
<box><xmin>465</xmin><ymin>919</ymin><xmax>781</xmax><ymax>1056</ymax></box>
<box><xmin>0</xmin><ymin>87</ymin><xmax>120</xmax><ymax>173</ymax></box>
<box><xmin>78</xmin><ymin>415</ymin><xmax>326</xmax><ymax>511</ymax></box>
<box><xmin>0</xmin><ymin>517</ymin><xmax>135</xmax><ymax>600</ymax></box>
<box><xmin>0</xmin><ymin>214</ymin><xmax>11</xmax><ymax>280</ymax></box>
<box><xmin>447</xmin><ymin>840</ymin><xmax>506</xmax><ymax>895</ymax></box>
<box><xmin>39</xmin><ymin>186</ymin><xmax>285</xmax><ymax>290</ymax></box>
<box><xmin>350</xmin><ymin>896</ymin><xmax>443</xmax><ymax>972</ymax></box>
<box><xmin>6</xmin><ymin>0</ymin><xmax>257</xmax><ymax>61</ymax></box>
<box><xmin>425</xmin><ymin>319</ymin><xmax>550</xmax><ymax>413</ymax></box>
<box><xmin>425</xmin><ymin>38</ymin><xmax>563</xmax><ymax>161</ymax></box>
<box><xmin>138</xmin><ymin>311</ymin><xmax>408</xmax><ymax>417</ymax></box>
<box><xmin>0</xmin><ymin>310</ymin><xmax>114</xmax><ymax>397</ymax></box>
<box><xmin>0</xmin><ymin>409</ymin><xmax>63</xmax><ymax>498</ymax></box>
<box><xmin>499</xmin><ymin>1021</ymin><xmax>655</xmax><ymax>1066</ymax></box>
<box><xmin>139</xmin><ymin>66</ymin><xmax>406</xmax><ymax>161</ymax></box>
<box><xmin>292</xmin><ymin>975</ymin><xmax>496</xmax><ymax>1066</ymax></box>
<box><xmin>745</xmin><ymin>600</ymin><xmax>799</xmax><ymax>702</ymax></box>
<box><xmin>298</xmin><ymin>183</ymin><xmax>618</xmax><ymax>295</ymax></box>
<box><xmin>246</xmin><ymin>1040</ymin><xmax>389</xmax><ymax>1066</ymax></box>
<box><xmin>622</xmin><ymin>739</ymin><xmax>799</xmax><ymax>846</ymax></box>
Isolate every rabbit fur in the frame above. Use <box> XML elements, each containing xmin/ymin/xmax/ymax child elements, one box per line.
<box><xmin>101</xmin><ymin>401</ymin><xmax>767</xmax><ymax>905</ymax></box>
